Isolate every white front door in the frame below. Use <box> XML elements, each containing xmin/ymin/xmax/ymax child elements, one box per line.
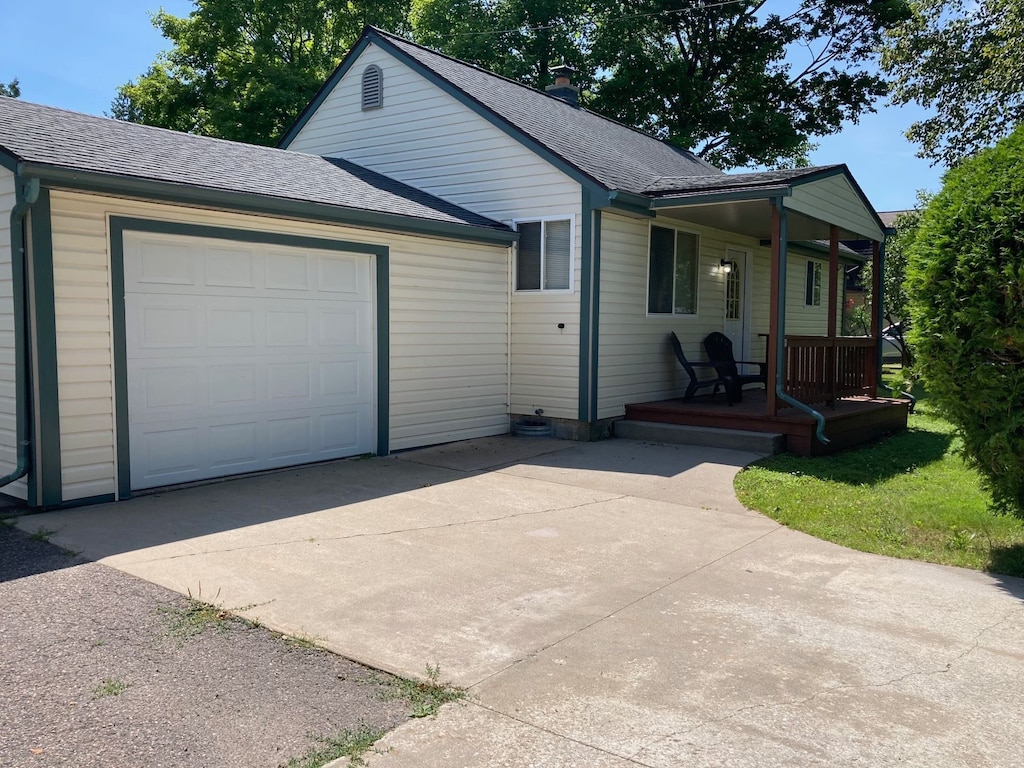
<box><xmin>723</xmin><ymin>247</ymin><xmax>752</xmax><ymax>364</ymax></box>
<box><xmin>123</xmin><ymin>231</ymin><xmax>376</xmax><ymax>490</ymax></box>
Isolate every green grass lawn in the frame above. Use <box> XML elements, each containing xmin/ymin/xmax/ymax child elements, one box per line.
<box><xmin>734</xmin><ymin>378</ymin><xmax>1024</xmax><ymax>578</ymax></box>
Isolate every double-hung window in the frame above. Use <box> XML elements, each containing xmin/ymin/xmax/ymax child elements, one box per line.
<box><xmin>515</xmin><ymin>218</ymin><xmax>572</xmax><ymax>291</ymax></box>
<box><xmin>647</xmin><ymin>225</ymin><xmax>699</xmax><ymax>315</ymax></box>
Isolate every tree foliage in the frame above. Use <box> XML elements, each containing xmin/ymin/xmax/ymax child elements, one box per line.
<box><xmin>876</xmin><ymin>195</ymin><xmax>928</xmax><ymax>365</ymax></box>
<box><xmin>906</xmin><ymin>126</ymin><xmax>1024</xmax><ymax>515</ymax></box>
<box><xmin>112</xmin><ymin>0</ymin><xmax>410</xmax><ymax>145</ymax></box>
<box><xmin>412</xmin><ymin>0</ymin><xmax>911</xmax><ymax>169</ymax></box>
<box><xmin>589</xmin><ymin>0</ymin><xmax>910</xmax><ymax>168</ymax></box>
<box><xmin>410</xmin><ymin>0</ymin><xmax>593</xmax><ymax>89</ymax></box>
<box><xmin>883</xmin><ymin>0</ymin><xmax>1024</xmax><ymax>166</ymax></box>
<box><xmin>0</xmin><ymin>78</ymin><xmax>20</xmax><ymax>98</ymax></box>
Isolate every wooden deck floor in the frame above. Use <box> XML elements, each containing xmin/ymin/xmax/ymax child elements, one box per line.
<box><xmin>625</xmin><ymin>388</ymin><xmax>911</xmax><ymax>456</ymax></box>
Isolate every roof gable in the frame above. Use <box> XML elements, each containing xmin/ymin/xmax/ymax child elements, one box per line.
<box><xmin>280</xmin><ymin>27</ymin><xmax>719</xmax><ymax>194</ymax></box>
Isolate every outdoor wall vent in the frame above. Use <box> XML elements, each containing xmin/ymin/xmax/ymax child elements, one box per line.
<box><xmin>361</xmin><ymin>64</ymin><xmax>383</xmax><ymax>110</ymax></box>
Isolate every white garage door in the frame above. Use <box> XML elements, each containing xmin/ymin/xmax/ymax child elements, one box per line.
<box><xmin>123</xmin><ymin>231</ymin><xmax>376</xmax><ymax>490</ymax></box>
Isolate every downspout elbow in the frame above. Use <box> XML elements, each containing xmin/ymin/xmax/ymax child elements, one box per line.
<box><xmin>0</xmin><ymin>173</ymin><xmax>39</xmax><ymax>489</ymax></box>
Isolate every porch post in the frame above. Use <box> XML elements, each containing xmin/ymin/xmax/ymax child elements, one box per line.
<box><xmin>767</xmin><ymin>203</ymin><xmax>782</xmax><ymax>416</ymax></box>
<box><xmin>869</xmin><ymin>239</ymin><xmax>881</xmax><ymax>396</ymax></box>
<box><xmin>827</xmin><ymin>225</ymin><xmax>840</xmax><ymax>402</ymax></box>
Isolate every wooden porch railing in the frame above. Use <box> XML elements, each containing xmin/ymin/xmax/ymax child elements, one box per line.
<box><xmin>784</xmin><ymin>336</ymin><xmax>876</xmax><ymax>404</ymax></box>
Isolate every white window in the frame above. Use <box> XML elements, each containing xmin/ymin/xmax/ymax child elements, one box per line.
<box><xmin>806</xmin><ymin>260</ymin><xmax>822</xmax><ymax>306</ymax></box>
<box><xmin>361</xmin><ymin>65</ymin><xmax>383</xmax><ymax>110</ymax></box>
<box><xmin>515</xmin><ymin>218</ymin><xmax>573</xmax><ymax>291</ymax></box>
<box><xmin>647</xmin><ymin>225</ymin><xmax>699</xmax><ymax>315</ymax></box>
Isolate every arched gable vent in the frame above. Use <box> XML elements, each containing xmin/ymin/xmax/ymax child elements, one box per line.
<box><xmin>361</xmin><ymin>65</ymin><xmax>383</xmax><ymax>110</ymax></box>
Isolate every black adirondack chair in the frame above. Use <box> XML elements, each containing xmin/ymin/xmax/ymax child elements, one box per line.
<box><xmin>702</xmin><ymin>332</ymin><xmax>767</xmax><ymax>402</ymax></box>
<box><xmin>669</xmin><ymin>332</ymin><xmax>733</xmax><ymax>402</ymax></box>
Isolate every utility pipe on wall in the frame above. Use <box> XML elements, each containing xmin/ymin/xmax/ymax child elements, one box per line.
<box><xmin>0</xmin><ymin>173</ymin><xmax>39</xmax><ymax>489</ymax></box>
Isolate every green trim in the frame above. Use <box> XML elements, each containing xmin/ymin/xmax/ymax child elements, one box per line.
<box><xmin>0</xmin><ymin>147</ymin><xmax>20</xmax><ymax>173</ymax></box>
<box><xmin>599</xmin><ymin>190</ymin><xmax>654</xmax><ymax>218</ymax></box>
<box><xmin>361</xmin><ymin>30</ymin><xmax>608</xmax><ymax>199</ymax></box>
<box><xmin>278</xmin><ymin>36</ymin><xmax>372</xmax><ymax>147</ymax></box>
<box><xmin>375</xmin><ymin>247</ymin><xmax>390</xmax><ymax>456</ymax></box>
<box><xmin>49</xmin><ymin>493</ymin><xmax>117</xmax><ymax>510</ymax></box>
<box><xmin>578</xmin><ymin>189</ymin><xmax>593</xmax><ymax>421</ymax></box>
<box><xmin>29</xmin><ymin>188</ymin><xmax>61</xmax><ymax>507</ymax></box>
<box><xmin>589</xmin><ymin>209</ymin><xmax>602</xmax><ymax>422</ymax></box>
<box><xmin>23</xmin><ymin>164</ymin><xmax>516</xmax><ymax>247</ymax></box>
<box><xmin>107</xmin><ymin>216</ymin><xmax>392</xmax><ymax>496</ymax></box>
<box><xmin>650</xmin><ymin>187</ymin><xmax>791</xmax><ymax>208</ymax></box>
<box><xmin>108</xmin><ymin>222</ymin><xmax>130</xmax><ymax>500</ymax></box>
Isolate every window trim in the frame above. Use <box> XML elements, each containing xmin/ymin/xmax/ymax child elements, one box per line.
<box><xmin>512</xmin><ymin>214</ymin><xmax>576</xmax><ymax>293</ymax></box>
<box><xmin>805</xmin><ymin>259</ymin><xmax>822</xmax><ymax>306</ymax></box>
<box><xmin>645</xmin><ymin>222</ymin><xmax>701</xmax><ymax>318</ymax></box>
<box><xmin>361</xmin><ymin>64</ymin><xmax>383</xmax><ymax>111</ymax></box>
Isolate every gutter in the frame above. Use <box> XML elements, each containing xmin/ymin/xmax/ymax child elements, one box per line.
<box><xmin>773</xmin><ymin>198</ymin><xmax>829</xmax><ymax>445</ymax></box>
<box><xmin>0</xmin><ymin>172</ymin><xmax>39</xmax><ymax>489</ymax></box>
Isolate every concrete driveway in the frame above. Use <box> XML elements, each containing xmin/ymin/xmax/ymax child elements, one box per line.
<box><xmin>20</xmin><ymin>437</ymin><xmax>1024</xmax><ymax>767</ymax></box>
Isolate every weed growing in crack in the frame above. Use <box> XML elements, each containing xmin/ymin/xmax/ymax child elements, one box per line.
<box><xmin>29</xmin><ymin>527</ymin><xmax>57</xmax><ymax>542</ymax></box>
<box><xmin>281</xmin><ymin>725</ymin><xmax>386</xmax><ymax>768</ymax></box>
<box><xmin>375</xmin><ymin>663</ymin><xmax>465</xmax><ymax>718</ymax></box>
<box><xmin>159</xmin><ymin>587</ymin><xmax>232</xmax><ymax>642</ymax></box>
<box><xmin>93</xmin><ymin>678</ymin><xmax>128</xmax><ymax>699</ymax></box>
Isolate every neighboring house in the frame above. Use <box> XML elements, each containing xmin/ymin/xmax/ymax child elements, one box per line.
<box><xmin>0</xmin><ymin>27</ymin><xmax>902</xmax><ymax>509</ymax></box>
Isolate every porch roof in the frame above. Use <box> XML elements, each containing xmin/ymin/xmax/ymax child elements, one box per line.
<box><xmin>625</xmin><ymin>165</ymin><xmax>886</xmax><ymax>243</ymax></box>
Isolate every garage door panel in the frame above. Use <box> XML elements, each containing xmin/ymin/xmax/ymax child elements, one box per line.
<box><xmin>131</xmin><ymin>238</ymin><xmax>197</xmax><ymax>287</ymax></box>
<box><xmin>125</xmin><ymin>232</ymin><xmax>376</xmax><ymax>490</ymax></box>
<box><xmin>205</xmin><ymin>245</ymin><xmax>256</xmax><ymax>288</ymax></box>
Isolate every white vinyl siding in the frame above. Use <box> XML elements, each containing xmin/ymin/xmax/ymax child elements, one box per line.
<box><xmin>285</xmin><ymin>43</ymin><xmax>583</xmax><ymax>419</ymax></box>
<box><xmin>0</xmin><ymin>169</ymin><xmax>24</xmax><ymax>499</ymax></box>
<box><xmin>47</xmin><ymin>190</ymin><xmax>510</xmax><ymax>501</ymax></box>
<box><xmin>597</xmin><ymin>212</ymin><xmax>770</xmax><ymax>419</ymax></box>
<box><xmin>786</xmin><ymin>175</ymin><xmax>884</xmax><ymax>242</ymax></box>
<box><xmin>785</xmin><ymin>254</ymin><xmax>840</xmax><ymax>336</ymax></box>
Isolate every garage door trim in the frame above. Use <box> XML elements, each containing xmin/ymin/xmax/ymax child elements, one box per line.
<box><xmin>109</xmin><ymin>216</ymin><xmax>390</xmax><ymax>500</ymax></box>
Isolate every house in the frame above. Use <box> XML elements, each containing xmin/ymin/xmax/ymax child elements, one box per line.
<box><xmin>0</xmin><ymin>28</ymin><xmax>906</xmax><ymax>509</ymax></box>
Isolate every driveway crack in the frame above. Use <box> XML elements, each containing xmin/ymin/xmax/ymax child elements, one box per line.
<box><xmin>630</xmin><ymin>605</ymin><xmax>1023</xmax><ymax>761</ymax></box>
<box><xmin>126</xmin><ymin>495</ymin><xmax>629</xmax><ymax>564</ymax></box>
<box><xmin>469</xmin><ymin>700</ymin><xmax>657</xmax><ymax>767</ymax></box>
<box><xmin>468</xmin><ymin>523</ymin><xmax>784</xmax><ymax>690</ymax></box>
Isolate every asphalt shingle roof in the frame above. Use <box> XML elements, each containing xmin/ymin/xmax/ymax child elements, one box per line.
<box><xmin>643</xmin><ymin>166</ymin><xmax>842</xmax><ymax>196</ymax></box>
<box><xmin>369</xmin><ymin>29</ymin><xmax>720</xmax><ymax>194</ymax></box>
<box><xmin>0</xmin><ymin>96</ymin><xmax>509</xmax><ymax>232</ymax></box>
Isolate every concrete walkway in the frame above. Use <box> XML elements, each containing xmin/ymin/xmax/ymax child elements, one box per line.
<box><xmin>19</xmin><ymin>437</ymin><xmax>1024</xmax><ymax>767</ymax></box>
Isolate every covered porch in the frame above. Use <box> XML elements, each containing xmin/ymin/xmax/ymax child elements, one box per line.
<box><xmin>628</xmin><ymin>165</ymin><xmax>910</xmax><ymax>454</ymax></box>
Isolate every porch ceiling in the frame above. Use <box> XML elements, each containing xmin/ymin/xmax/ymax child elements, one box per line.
<box><xmin>652</xmin><ymin>199</ymin><xmax>864</xmax><ymax>242</ymax></box>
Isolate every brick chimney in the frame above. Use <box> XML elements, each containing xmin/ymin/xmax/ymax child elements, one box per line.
<box><xmin>545</xmin><ymin>64</ymin><xmax>579</xmax><ymax>108</ymax></box>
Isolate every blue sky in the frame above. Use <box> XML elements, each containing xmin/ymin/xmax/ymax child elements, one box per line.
<box><xmin>1</xmin><ymin>1</ymin><xmax>943</xmax><ymax>212</ymax></box>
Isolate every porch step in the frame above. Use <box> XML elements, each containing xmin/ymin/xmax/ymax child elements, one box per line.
<box><xmin>614</xmin><ymin>420</ymin><xmax>786</xmax><ymax>455</ymax></box>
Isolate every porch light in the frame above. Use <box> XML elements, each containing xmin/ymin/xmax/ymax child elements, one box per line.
<box><xmin>719</xmin><ymin>259</ymin><xmax>735</xmax><ymax>274</ymax></box>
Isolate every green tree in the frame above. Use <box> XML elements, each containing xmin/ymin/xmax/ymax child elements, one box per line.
<box><xmin>410</xmin><ymin>0</ymin><xmax>593</xmax><ymax>90</ymax></box>
<box><xmin>589</xmin><ymin>1</ymin><xmax>911</xmax><ymax>169</ymax></box>
<box><xmin>879</xmin><ymin>201</ymin><xmax>926</xmax><ymax>366</ymax></box>
<box><xmin>0</xmin><ymin>78</ymin><xmax>20</xmax><ymax>98</ymax></box>
<box><xmin>412</xmin><ymin>1</ymin><xmax>910</xmax><ymax>169</ymax></box>
<box><xmin>883</xmin><ymin>0</ymin><xmax>1024</xmax><ymax>166</ymax></box>
<box><xmin>113</xmin><ymin>0</ymin><xmax>410</xmax><ymax>145</ymax></box>
<box><xmin>906</xmin><ymin>125</ymin><xmax>1024</xmax><ymax>515</ymax></box>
